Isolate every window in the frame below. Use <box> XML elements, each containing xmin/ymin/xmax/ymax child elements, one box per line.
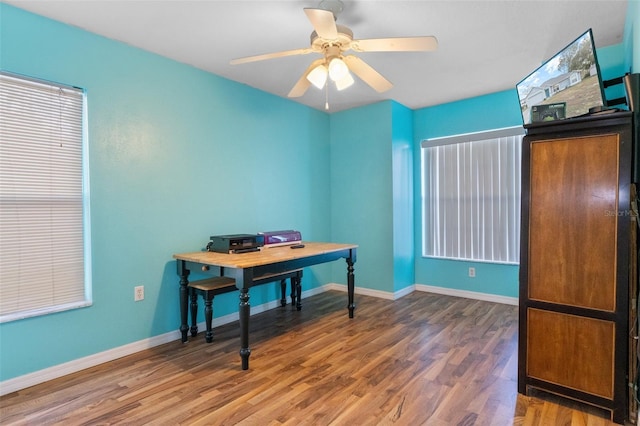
<box><xmin>421</xmin><ymin>127</ymin><xmax>524</xmax><ymax>264</ymax></box>
<box><xmin>0</xmin><ymin>72</ymin><xmax>91</xmax><ymax>322</ymax></box>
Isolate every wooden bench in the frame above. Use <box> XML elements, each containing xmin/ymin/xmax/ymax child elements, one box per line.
<box><xmin>188</xmin><ymin>269</ymin><xmax>303</xmax><ymax>343</ymax></box>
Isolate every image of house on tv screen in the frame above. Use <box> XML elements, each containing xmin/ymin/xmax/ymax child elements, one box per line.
<box><xmin>517</xmin><ymin>30</ymin><xmax>605</xmax><ymax>124</ymax></box>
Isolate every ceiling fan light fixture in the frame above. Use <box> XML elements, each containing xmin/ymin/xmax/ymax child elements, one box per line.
<box><xmin>233</xmin><ymin>2</ymin><xmax>439</xmax><ymax>105</ymax></box>
<box><xmin>334</xmin><ymin>72</ymin><xmax>354</xmax><ymax>91</ymax></box>
<box><xmin>307</xmin><ymin>64</ymin><xmax>328</xmax><ymax>89</ymax></box>
<box><xmin>328</xmin><ymin>57</ymin><xmax>349</xmax><ymax>81</ymax></box>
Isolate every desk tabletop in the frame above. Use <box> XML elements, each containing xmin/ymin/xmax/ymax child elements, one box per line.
<box><xmin>173</xmin><ymin>241</ymin><xmax>357</xmax><ymax>269</ymax></box>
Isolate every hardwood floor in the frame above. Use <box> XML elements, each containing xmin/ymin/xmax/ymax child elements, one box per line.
<box><xmin>0</xmin><ymin>291</ymin><xmax>621</xmax><ymax>425</ymax></box>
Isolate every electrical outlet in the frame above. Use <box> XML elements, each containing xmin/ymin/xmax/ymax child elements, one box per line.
<box><xmin>134</xmin><ymin>285</ymin><xmax>144</xmax><ymax>301</ymax></box>
<box><xmin>468</xmin><ymin>267</ymin><xmax>476</xmax><ymax>278</ymax></box>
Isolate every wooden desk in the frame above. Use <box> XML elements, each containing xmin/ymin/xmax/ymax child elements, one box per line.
<box><xmin>173</xmin><ymin>242</ymin><xmax>358</xmax><ymax>370</ymax></box>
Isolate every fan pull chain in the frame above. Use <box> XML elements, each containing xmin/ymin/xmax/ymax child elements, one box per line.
<box><xmin>325</xmin><ymin>81</ymin><xmax>329</xmax><ymax>110</ymax></box>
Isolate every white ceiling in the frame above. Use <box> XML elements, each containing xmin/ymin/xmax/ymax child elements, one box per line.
<box><xmin>4</xmin><ymin>0</ymin><xmax>629</xmax><ymax>112</ymax></box>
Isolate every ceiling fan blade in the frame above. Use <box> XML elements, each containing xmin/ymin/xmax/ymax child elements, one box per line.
<box><xmin>304</xmin><ymin>8</ymin><xmax>338</xmax><ymax>40</ymax></box>
<box><xmin>343</xmin><ymin>55</ymin><xmax>393</xmax><ymax>93</ymax></box>
<box><xmin>288</xmin><ymin>59</ymin><xmax>325</xmax><ymax>98</ymax></box>
<box><xmin>352</xmin><ymin>36</ymin><xmax>438</xmax><ymax>52</ymax></box>
<box><xmin>230</xmin><ymin>48</ymin><xmax>314</xmax><ymax>65</ymax></box>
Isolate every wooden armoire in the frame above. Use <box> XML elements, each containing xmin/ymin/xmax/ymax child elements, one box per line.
<box><xmin>518</xmin><ymin>111</ymin><xmax>637</xmax><ymax>424</ymax></box>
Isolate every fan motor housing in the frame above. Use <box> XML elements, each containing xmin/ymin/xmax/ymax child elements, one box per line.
<box><xmin>310</xmin><ymin>25</ymin><xmax>353</xmax><ymax>52</ymax></box>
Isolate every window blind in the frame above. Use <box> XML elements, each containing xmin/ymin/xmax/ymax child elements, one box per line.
<box><xmin>421</xmin><ymin>127</ymin><xmax>524</xmax><ymax>264</ymax></box>
<box><xmin>0</xmin><ymin>73</ymin><xmax>90</xmax><ymax>322</ymax></box>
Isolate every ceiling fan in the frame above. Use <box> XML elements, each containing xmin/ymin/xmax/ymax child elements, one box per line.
<box><xmin>230</xmin><ymin>0</ymin><xmax>438</xmax><ymax>99</ymax></box>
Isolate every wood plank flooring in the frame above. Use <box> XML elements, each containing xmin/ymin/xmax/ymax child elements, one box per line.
<box><xmin>0</xmin><ymin>291</ymin><xmax>621</xmax><ymax>425</ymax></box>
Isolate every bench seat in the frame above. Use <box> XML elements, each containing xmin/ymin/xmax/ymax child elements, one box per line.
<box><xmin>188</xmin><ymin>269</ymin><xmax>303</xmax><ymax>342</ymax></box>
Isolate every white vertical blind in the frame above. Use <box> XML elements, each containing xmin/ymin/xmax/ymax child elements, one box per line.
<box><xmin>421</xmin><ymin>127</ymin><xmax>524</xmax><ymax>264</ymax></box>
<box><xmin>0</xmin><ymin>73</ymin><xmax>89</xmax><ymax>322</ymax></box>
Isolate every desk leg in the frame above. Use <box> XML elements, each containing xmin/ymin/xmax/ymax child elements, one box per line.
<box><xmin>280</xmin><ymin>279</ymin><xmax>287</xmax><ymax>307</ymax></box>
<box><xmin>347</xmin><ymin>257</ymin><xmax>355</xmax><ymax>318</ymax></box>
<box><xmin>294</xmin><ymin>275</ymin><xmax>302</xmax><ymax>311</ymax></box>
<box><xmin>177</xmin><ymin>262</ymin><xmax>190</xmax><ymax>343</ymax></box>
<box><xmin>239</xmin><ymin>288</ymin><xmax>251</xmax><ymax>370</ymax></box>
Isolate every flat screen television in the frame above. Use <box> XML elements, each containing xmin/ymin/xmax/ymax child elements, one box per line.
<box><xmin>516</xmin><ymin>29</ymin><xmax>606</xmax><ymax>125</ymax></box>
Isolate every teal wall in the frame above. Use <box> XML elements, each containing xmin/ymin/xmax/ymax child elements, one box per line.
<box><xmin>329</xmin><ymin>102</ymin><xmax>395</xmax><ymax>292</ymax></box>
<box><xmin>391</xmin><ymin>102</ymin><xmax>415</xmax><ymax>293</ymax></box>
<box><xmin>599</xmin><ymin>43</ymin><xmax>630</xmax><ymax>103</ymax></box>
<box><xmin>0</xmin><ymin>2</ymin><xmax>636</xmax><ymax>385</ymax></box>
<box><xmin>412</xmin><ymin>90</ymin><xmax>523</xmax><ymax>297</ymax></box>
<box><xmin>0</xmin><ymin>4</ymin><xmax>330</xmax><ymax>381</ymax></box>
<box><xmin>328</xmin><ymin>100</ymin><xmax>415</xmax><ymax>295</ymax></box>
<box><xmin>623</xmin><ymin>0</ymin><xmax>640</xmax><ymax>73</ymax></box>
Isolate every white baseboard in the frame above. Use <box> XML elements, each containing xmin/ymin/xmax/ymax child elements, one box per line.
<box><xmin>0</xmin><ymin>328</ymin><xmax>183</xmax><ymax>397</ymax></box>
<box><xmin>324</xmin><ymin>282</ymin><xmax>395</xmax><ymax>300</ymax></box>
<box><xmin>326</xmin><ymin>282</ymin><xmax>518</xmax><ymax>305</ymax></box>
<box><xmin>325</xmin><ymin>282</ymin><xmax>413</xmax><ymax>300</ymax></box>
<box><xmin>0</xmin><ymin>283</ymin><xmax>516</xmax><ymax>395</ymax></box>
<box><xmin>415</xmin><ymin>284</ymin><xmax>519</xmax><ymax>306</ymax></box>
